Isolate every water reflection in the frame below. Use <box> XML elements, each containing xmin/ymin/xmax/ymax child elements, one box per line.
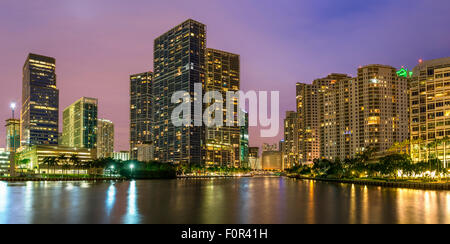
<box><xmin>0</xmin><ymin>178</ymin><xmax>448</xmax><ymax>224</ymax></box>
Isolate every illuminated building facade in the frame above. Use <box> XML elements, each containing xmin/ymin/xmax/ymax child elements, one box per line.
<box><xmin>283</xmin><ymin>111</ymin><xmax>299</xmax><ymax>168</ymax></box>
<box><xmin>296</xmin><ymin>82</ymin><xmax>322</xmax><ymax>164</ymax></box>
<box><xmin>323</xmin><ymin>74</ymin><xmax>355</xmax><ymax>160</ymax></box>
<box><xmin>21</xmin><ymin>53</ymin><xmax>59</xmax><ymax>146</ymax></box>
<box><xmin>353</xmin><ymin>65</ymin><xmax>409</xmax><ymax>155</ymax></box>
<box><xmin>295</xmin><ymin>68</ymin><xmax>408</xmax><ymax>162</ymax></box>
<box><xmin>0</xmin><ymin>149</ymin><xmax>10</xmax><ymax>176</ymax></box>
<box><xmin>240</xmin><ymin>111</ymin><xmax>249</xmax><ymax>168</ymax></box>
<box><xmin>62</xmin><ymin>97</ymin><xmax>98</xmax><ymax>149</ymax></box>
<box><xmin>113</xmin><ymin>151</ymin><xmax>130</xmax><ymax>161</ymax></box>
<box><xmin>153</xmin><ymin>19</ymin><xmax>206</xmax><ymax>165</ymax></box>
<box><xmin>205</xmin><ymin>48</ymin><xmax>241</xmax><ymax>167</ymax></box>
<box><xmin>6</xmin><ymin>119</ymin><xmax>20</xmax><ymax>152</ymax></box>
<box><xmin>130</xmin><ymin>72</ymin><xmax>153</xmax><ymax>160</ymax></box>
<box><xmin>410</xmin><ymin>57</ymin><xmax>450</xmax><ymax>166</ymax></box>
<box><xmin>19</xmin><ymin>145</ymin><xmax>96</xmax><ymax>173</ymax></box>
<box><xmin>97</xmin><ymin>119</ymin><xmax>114</xmax><ymax>159</ymax></box>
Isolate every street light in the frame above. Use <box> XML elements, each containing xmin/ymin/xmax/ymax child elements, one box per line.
<box><xmin>130</xmin><ymin>164</ymin><xmax>135</xmax><ymax>179</ymax></box>
<box><xmin>110</xmin><ymin>165</ymin><xmax>115</xmax><ymax>177</ymax></box>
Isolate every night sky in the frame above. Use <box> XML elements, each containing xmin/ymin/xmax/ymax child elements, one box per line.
<box><xmin>1</xmin><ymin>0</ymin><xmax>449</xmax><ymax>151</ymax></box>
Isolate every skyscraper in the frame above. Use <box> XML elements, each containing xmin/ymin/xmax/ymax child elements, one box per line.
<box><xmin>353</xmin><ymin>65</ymin><xmax>409</xmax><ymax>155</ymax></box>
<box><xmin>240</xmin><ymin>111</ymin><xmax>249</xmax><ymax>168</ymax></box>
<box><xmin>153</xmin><ymin>19</ymin><xmax>206</xmax><ymax>165</ymax></box>
<box><xmin>21</xmin><ymin>53</ymin><xmax>59</xmax><ymax>146</ymax></box>
<box><xmin>97</xmin><ymin>119</ymin><xmax>114</xmax><ymax>159</ymax></box>
<box><xmin>130</xmin><ymin>72</ymin><xmax>153</xmax><ymax>160</ymax></box>
<box><xmin>296</xmin><ymin>83</ymin><xmax>321</xmax><ymax>164</ymax></box>
<box><xmin>283</xmin><ymin>111</ymin><xmax>299</xmax><ymax>168</ymax></box>
<box><xmin>295</xmin><ymin>67</ymin><xmax>409</xmax><ymax>163</ymax></box>
<box><xmin>205</xmin><ymin>48</ymin><xmax>241</xmax><ymax>167</ymax></box>
<box><xmin>410</xmin><ymin>57</ymin><xmax>450</xmax><ymax>166</ymax></box>
<box><xmin>62</xmin><ymin>97</ymin><xmax>98</xmax><ymax>149</ymax></box>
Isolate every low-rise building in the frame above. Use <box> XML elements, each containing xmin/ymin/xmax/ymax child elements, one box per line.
<box><xmin>19</xmin><ymin>145</ymin><xmax>96</xmax><ymax>174</ymax></box>
<box><xmin>0</xmin><ymin>149</ymin><xmax>10</xmax><ymax>176</ymax></box>
<box><xmin>113</xmin><ymin>151</ymin><xmax>130</xmax><ymax>161</ymax></box>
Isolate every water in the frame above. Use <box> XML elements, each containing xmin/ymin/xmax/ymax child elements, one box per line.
<box><xmin>0</xmin><ymin>177</ymin><xmax>449</xmax><ymax>224</ymax></box>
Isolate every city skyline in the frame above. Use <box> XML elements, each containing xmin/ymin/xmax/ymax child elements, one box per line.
<box><xmin>1</xmin><ymin>0</ymin><xmax>450</xmax><ymax>151</ymax></box>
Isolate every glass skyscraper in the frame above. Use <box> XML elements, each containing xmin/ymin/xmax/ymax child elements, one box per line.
<box><xmin>21</xmin><ymin>53</ymin><xmax>59</xmax><ymax>146</ymax></box>
<box><xmin>153</xmin><ymin>19</ymin><xmax>206</xmax><ymax>165</ymax></box>
<box><xmin>205</xmin><ymin>48</ymin><xmax>241</xmax><ymax>167</ymax></box>
<box><xmin>62</xmin><ymin>97</ymin><xmax>98</xmax><ymax>149</ymax></box>
<box><xmin>130</xmin><ymin>72</ymin><xmax>153</xmax><ymax>160</ymax></box>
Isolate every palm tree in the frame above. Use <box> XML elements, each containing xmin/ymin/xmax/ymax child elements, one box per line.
<box><xmin>42</xmin><ymin>157</ymin><xmax>53</xmax><ymax>175</ymax></box>
<box><xmin>58</xmin><ymin>154</ymin><xmax>67</xmax><ymax>176</ymax></box>
<box><xmin>69</xmin><ymin>155</ymin><xmax>81</xmax><ymax>176</ymax></box>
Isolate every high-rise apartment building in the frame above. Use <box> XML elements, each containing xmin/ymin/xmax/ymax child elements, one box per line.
<box><xmin>130</xmin><ymin>72</ymin><xmax>153</xmax><ymax>160</ymax></box>
<box><xmin>296</xmin><ymin>82</ymin><xmax>322</xmax><ymax>164</ymax></box>
<box><xmin>97</xmin><ymin>119</ymin><xmax>114</xmax><ymax>159</ymax></box>
<box><xmin>283</xmin><ymin>111</ymin><xmax>299</xmax><ymax>168</ymax></box>
<box><xmin>354</xmin><ymin>65</ymin><xmax>409</xmax><ymax>155</ymax></box>
<box><xmin>294</xmin><ymin>66</ymin><xmax>409</xmax><ymax>163</ymax></box>
<box><xmin>204</xmin><ymin>48</ymin><xmax>241</xmax><ymax>167</ymax></box>
<box><xmin>410</xmin><ymin>57</ymin><xmax>450</xmax><ymax>166</ymax></box>
<box><xmin>323</xmin><ymin>74</ymin><xmax>355</xmax><ymax>160</ymax></box>
<box><xmin>21</xmin><ymin>53</ymin><xmax>59</xmax><ymax>146</ymax></box>
<box><xmin>62</xmin><ymin>97</ymin><xmax>98</xmax><ymax>149</ymax></box>
<box><xmin>153</xmin><ymin>19</ymin><xmax>206</xmax><ymax>165</ymax></box>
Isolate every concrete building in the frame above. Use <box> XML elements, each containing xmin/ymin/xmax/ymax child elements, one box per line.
<box><xmin>97</xmin><ymin>119</ymin><xmax>114</xmax><ymax>159</ymax></box>
<box><xmin>130</xmin><ymin>72</ymin><xmax>153</xmax><ymax>160</ymax></box>
<box><xmin>410</xmin><ymin>57</ymin><xmax>450</xmax><ymax>166</ymax></box>
<box><xmin>204</xmin><ymin>48</ymin><xmax>241</xmax><ymax>167</ymax></box>
<box><xmin>21</xmin><ymin>53</ymin><xmax>59</xmax><ymax>146</ymax></box>
<box><xmin>62</xmin><ymin>97</ymin><xmax>98</xmax><ymax>149</ymax></box>
<box><xmin>294</xmin><ymin>67</ymin><xmax>409</xmax><ymax>162</ymax></box>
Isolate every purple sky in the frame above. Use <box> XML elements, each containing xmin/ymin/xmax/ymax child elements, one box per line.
<box><xmin>1</xmin><ymin>0</ymin><xmax>450</xmax><ymax>151</ymax></box>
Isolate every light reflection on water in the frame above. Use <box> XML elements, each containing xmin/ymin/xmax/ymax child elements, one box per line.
<box><xmin>0</xmin><ymin>178</ymin><xmax>448</xmax><ymax>224</ymax></box>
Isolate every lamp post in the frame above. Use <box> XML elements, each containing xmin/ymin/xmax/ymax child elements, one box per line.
<box><xmin>130</xmin><ymin>164</ymin><xmax>135</xmax><ymax>179</ymax></box>
<box><xmin>110</xmin><ymin>165</ymin><xmax>115</xmax><ymax>177</ymax></box>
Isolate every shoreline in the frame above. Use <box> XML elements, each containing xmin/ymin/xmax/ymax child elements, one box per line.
<box><xmin>290</xmin><ymin>175</ymin><xmax>450</xmax><ymax>190</ymax></box>
<box><xmin>0</xmin><ymin>177</ymin><xmax>126</xmax><ymax>182</ymax></box>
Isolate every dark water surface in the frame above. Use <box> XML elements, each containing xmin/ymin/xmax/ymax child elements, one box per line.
<box><xmin>0</xmin><ymin>177</ymin><xmax>449</xmax><ymax>224</ymax></box>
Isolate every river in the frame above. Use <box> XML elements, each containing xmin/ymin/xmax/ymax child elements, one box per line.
<box><xmin>0</xmin><ymin>177</ymin><xmax>449</xmax><ymax>224</ymax></box>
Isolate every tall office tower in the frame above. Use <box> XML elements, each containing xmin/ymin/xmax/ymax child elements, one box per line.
<box><xmin>354</xmin><ymin>65</ymin><xmax>409</xmax><ymax>155</ymax></box>
<box><xmin>240</xmin><ymin>111</ymin><xmax>249</xmax><ymax>168</ymax></box>
<box><xmin>283</xmin><ymin>111</ymin><xmax>299</xmax><ymax>168</ymax></box>
<box><xmin>322</xmin><ymin>74</ymin><xmax>355</xmax><ymax>161</ymax></box>
<box><xmin>410</xmin><ymin>58</ymin><xmax>450</xmax><ymax>165</ymax></box>
<box><xmin>6</xmin><ymin>119</ymin><xmax>20</xmax><ymax>152</ymax></box>
<box><xmin>153</xmin><ymin>19</ymin><xmax>206</xmax><ymax>165</ymax></box>
<box><xmin>62</xmin><ymin>97</ymin><xmax>98</xmax><ymax>149</ymax></box>
<box><xmin>21</xmin><ymin>53</ymin><xmax>59</xmax><ymax>146</ymax></box>
<box><xmin>97</xmin><ymin>119</ymin><xmax>114</xmax><ymax>159</ymax></box>
<box><xmin>204</xmin><ymin>48</ymin><xmax>241</xmax><ymax>167</ymax></box>
<box><xmin>130</xmin><ymin>72</ymin><xmax>153</xmax><ymax>160</ymax></box>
